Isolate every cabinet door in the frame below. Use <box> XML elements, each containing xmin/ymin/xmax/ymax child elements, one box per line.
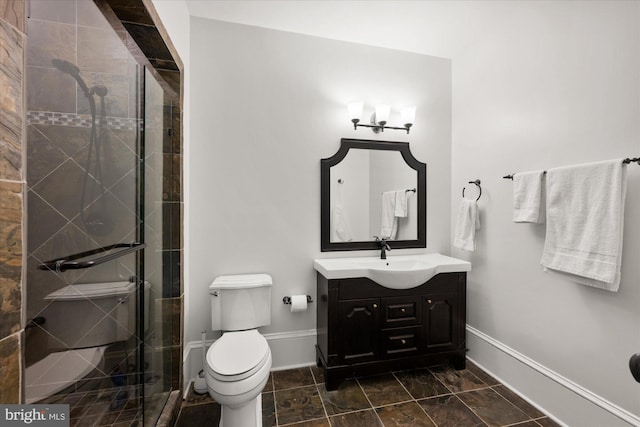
<box><xmin>338</xmin><ymin>298</ymin><xmax>380</xmax><ymax>364</ymax></box>
<box><xmin>423</xmin><ymin>293</ymin><xmax>459</xmax><ymax>352</ymax></box>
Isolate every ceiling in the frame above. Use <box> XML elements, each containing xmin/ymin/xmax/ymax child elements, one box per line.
<box><xmin>182</xmin><ymin>0</ymin><xmax>525</xmax><ymax>59</ymax></box>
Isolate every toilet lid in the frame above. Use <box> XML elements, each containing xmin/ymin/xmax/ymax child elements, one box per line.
<box><xmin>207</xmin><ymin>330</ymin><xmax>270</xmax><ymax>381</ymax></box>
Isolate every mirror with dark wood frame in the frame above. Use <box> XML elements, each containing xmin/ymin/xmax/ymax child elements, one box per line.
<box><xmin>321</xmin><ymin>138</ymin><xmax>426</xmax><ymax>252</ymax></box>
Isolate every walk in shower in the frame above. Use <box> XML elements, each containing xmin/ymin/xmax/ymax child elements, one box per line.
<box><xmin>24</xmin><ymin>0</ymin><xmax>180</xmax><ymax>424</ymax></box>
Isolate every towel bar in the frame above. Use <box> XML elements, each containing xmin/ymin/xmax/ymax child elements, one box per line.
<box><xmin>504</xmin><ymin>157</ymin><xmax>639</xmax><ymax>179</ymax></box>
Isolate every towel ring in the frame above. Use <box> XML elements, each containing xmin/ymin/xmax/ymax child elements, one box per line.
<box><xmin>462</xmin><ymin>179</ymin><xmax>482</xmax><ymax>201</ymax></box>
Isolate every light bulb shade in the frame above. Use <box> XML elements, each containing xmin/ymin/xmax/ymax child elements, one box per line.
<box><xmin>375</xmin><ymin>105</ymin><xmax>390</xmax><ymax>124</ymax></box>
<box><xmin>347</xmin><ymin>102</ymin><xmax>363</xmax><ymax>120</ymax></box>
<box><xmin>401</xmin><ymin>106</ymin><xmax>416</xmax><ymax>126</ymax></box>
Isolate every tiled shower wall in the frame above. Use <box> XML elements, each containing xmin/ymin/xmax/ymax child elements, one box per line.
<box><xmin>24</xmin><ymin>0</ymin><xmax>182</xmax><ymax>406</ymax></box>
<box><xmin>0</xmin><ymin>0</ymin><xmax>25</xmax><ymax>404</ymax></box>
<box><xmin>0</xmin><ymin>0</ymin><xmax>183</xmax><ymax>410</ymax></box>
<box><xmin>25</xmin><ymin>0</ymin><xmax>145</xmax><ymax>369</ymax></box>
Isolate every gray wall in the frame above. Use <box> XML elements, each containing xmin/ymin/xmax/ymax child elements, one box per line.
<box><xmin>188</xmin><ymin>18</ymin><xmax>452</xmax><ymax>343</ymax></box>
<box><xmin>450</xmin><ymin>2</ymin><xmax>640</xmax><ymax>423</ymax></box>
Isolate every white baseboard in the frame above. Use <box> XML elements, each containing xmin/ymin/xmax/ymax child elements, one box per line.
<box><xmin>183</xmin><ymin>329</ymin><xmax>317</xmax><ymax>396</ymax></box>
<box><xmin>263</xmin><ymin>329</ymin><xmax>317</xmax><ymax>371</ymax></box>
<box><xmin>467</xmin><ymin>325</ymin><xmax>640</xmax><ymax>427</ymax></box>
<box><xmin>183</xmin><ymin>325</ymin><xmax>639</xmax><ymax>426</ymax></box>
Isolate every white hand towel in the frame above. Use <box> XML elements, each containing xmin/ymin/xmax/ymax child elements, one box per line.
<box><xmin>540</xmin><ymin>159</ymin><xmax>626</xmax><ymax>291</ymax></box>
<box><xmin>513</xmin><ymin>170</ymin><xmax>545</xmax><ymax>223</ymax></box>
<box><xmin>394</xmin><ymin>190</ymin><xmax>408</xmax><ymax>218</ymax></box>
<box><xmin>453</xmin><ymin>199</ymin><xmax>480</xmax><ymax>251</ymax></box>
<box><xmin>380</xmin><ymin>191</ymin><xmax>398</xmax><ymax>239</ymax></box>
<box><xmin>331</xmin><ymin>205</ymin><xmax>352</xmax><ymax>242</ymax></box>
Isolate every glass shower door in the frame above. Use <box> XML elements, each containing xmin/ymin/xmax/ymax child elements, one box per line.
<box><xmin>141</xmin><ymin>67</ymin><xmax>175</xmax><ymax>425</ymax></box>
<box><xmin>24</xmin><ymin>0</ymin><xmax>173</xmax><ymax>424</ymax></box>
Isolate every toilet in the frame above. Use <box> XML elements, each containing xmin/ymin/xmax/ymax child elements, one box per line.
<box><xmin>204</xmin><ymin>274</ymin><xmax>273</xmax><ymax>427</ymax></box>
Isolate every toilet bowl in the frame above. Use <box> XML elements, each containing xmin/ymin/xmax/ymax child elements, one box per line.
<box><xmin>205</xmin><ymin>330</ymin><xmax>272</xmax><ymax>426</ymax></box>
<box><xmin>204</xmin><ymin>274</ymin><xmax>273</xmax><ymax>427</ymax></box>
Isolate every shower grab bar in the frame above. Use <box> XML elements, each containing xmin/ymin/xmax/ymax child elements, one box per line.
<box><xmin>503</xmin><ymin>157</ymin><xmax>639</xmax><ymax>179</ymax></box>
<box><xmin>38</xmin><ymin>242</ymin><xmax>146</xmax><ymax>273</ymax></box>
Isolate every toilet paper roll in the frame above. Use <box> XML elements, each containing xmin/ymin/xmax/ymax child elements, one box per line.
<box><xmin>290</xmin><ymin>295</ymin><xmax>308</xmax><ymax>312</ymax></box>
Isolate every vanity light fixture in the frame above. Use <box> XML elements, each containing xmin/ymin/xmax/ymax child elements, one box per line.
<box><xmin>348</xmin><ymin>102</ymin><xmax>416</xmax><ymax>134</ymax></box>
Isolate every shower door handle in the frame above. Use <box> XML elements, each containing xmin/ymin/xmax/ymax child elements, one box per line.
<box><xmin>38</xmin><ymin>242</ymin><xmax>146</xmax><ymax>272</ymax></box>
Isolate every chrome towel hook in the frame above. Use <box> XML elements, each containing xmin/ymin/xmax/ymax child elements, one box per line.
<box><xmin>462</xmin><ymin>179</ymin><xmax>482</xmax><ymax>201</ymax></box>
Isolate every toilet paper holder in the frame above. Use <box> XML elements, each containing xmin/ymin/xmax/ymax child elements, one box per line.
<box><xmin>283</xmin><ymin>295</ymin><xmax>313</xmax><ymax>304</ymax></box>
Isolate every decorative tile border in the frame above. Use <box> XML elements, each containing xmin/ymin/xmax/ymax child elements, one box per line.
<box><xmin>27</xmin><ymin>110</ymin><xmax>141</xmax><ymax>131</ymax></box>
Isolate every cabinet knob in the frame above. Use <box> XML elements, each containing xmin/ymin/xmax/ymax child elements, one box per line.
<box><xmin>373</xmin><ymin>303</ymin><xmax>378</xmax><ymax>309</ymax></box>
<box><xmin>401</xmin><ymin>308</ymin><xmax>406</xmax><ymax>312</ymax></box>
<box><xmin>401</xmin><ymin>339</ymin><xmax>407</xmax><ymax>345</ymax></box>
<box><xmin>426</xmin><ymin>299</ymin><xmax>432</xmax><ymax>304</ymax></box>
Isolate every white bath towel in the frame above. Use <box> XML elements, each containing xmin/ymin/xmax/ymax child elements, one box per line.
<box><xmin>380</xmin><ymin>191</ymin><xmax>398</xmax><ymax>239</ymax></box>
<box><xmin>331</xmin><ymin>184</ymin><xmax>352</xmax><ymax>242</ymax></box>
<box><xmin>453</xmin><ymin>199</ymin><xmax>480</xmax><ymax>251</ymax></box>
<box><xmin>394</xmin><ymin>191</ymin><xmax>408</xmax><ymax>218</ymax></box>
<box><xmin>540</xmin><ymin>159</ymin><xmax>627</xmax><ymax>291</ymax></box>
<box><xmin>513</xmin><ymin>170</ymin><xmax>545</xmax><ymax>223</ymax></box>
<box><xmin>331</xmin><ymin>205</ymin><xmax>352</xmax><ymax>242</ymax></box>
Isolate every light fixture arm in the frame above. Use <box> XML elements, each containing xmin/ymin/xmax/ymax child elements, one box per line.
<box><xmin>351</xmin><ymin>112</ymin><xmax>410</xmax><ymax>134</ymax></box>
<box><xmin>353</xmin><ymin>122</ymin><xmax>412</xmax><ymax>134</ymax></box>
<box><xmin>347</xmin><ymin>103</ymin><xmax>415</xmax><ymax>134</ymax></box>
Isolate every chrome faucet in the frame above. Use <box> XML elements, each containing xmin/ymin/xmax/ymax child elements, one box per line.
<box><xmin>374</xmin><ymin>236</ymin><xmax>391</xmax><ymax>260</ymax></box>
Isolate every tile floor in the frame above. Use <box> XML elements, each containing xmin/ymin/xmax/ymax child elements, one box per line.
<box><xmin>39</xmin><ymin>385</ymin><xmax>171</xmax><ymax>426</ymax></box>
<box><xmin>40</xmin><ymin>385</ymin><xmax>142</xmax><ymax>426</ymax></box>
<box><xmin>176</xmin><ymin>360</ymin><xmax>561</xmax><ymax>427</ymax></box>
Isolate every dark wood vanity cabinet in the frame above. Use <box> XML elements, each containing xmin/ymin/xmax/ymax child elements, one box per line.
<box><xmin>316</xmin><ymin>272</ymin><xmax>466</xmax><ymax>390</ymax></box>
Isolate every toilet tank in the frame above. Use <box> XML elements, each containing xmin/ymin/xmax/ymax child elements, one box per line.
<box><xmin>43</xmin><ymin>281</ymin><xmax>150</xmax><ymax>350</ymax></box>
<box><xmin>209</xmin><ymin>274</ymin><xmax>272</xmax><ymax>331</ymax></box>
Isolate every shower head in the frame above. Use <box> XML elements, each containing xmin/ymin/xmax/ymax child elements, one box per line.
<box><xmin>52</xmin><ymin>58</ymin><xmax>80</xmax><ymax>77</ymax></box>
<box><xmin>91</xmin><ymin>85</ymin><xmax>108</xmax><ymax>97</ymax></box>
<box><xmin>51</xmin><ymin>58</ymin><xmax>91</xmax><ymax>96</ymax></box>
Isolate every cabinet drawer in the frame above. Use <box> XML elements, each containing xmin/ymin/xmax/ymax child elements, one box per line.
<box><xmin>382</xmin><ymin>296</ymin><xmax>422</xmax><ymax>328</ymax></box>
<box><xmin>382</xmin><ymin>326</ymin><xmax>423</xmax><ymax>358</ymax></box>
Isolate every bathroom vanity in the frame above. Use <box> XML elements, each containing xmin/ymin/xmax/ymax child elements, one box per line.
<box><xmin>314</xmin><ymin>254</ymin><xmax>470</xmax><ymax>390</ymax></box>
<box><xmin>317</xmin><ymin>139</ymin><xmax>470</xmax><ymax>389</ymax></box>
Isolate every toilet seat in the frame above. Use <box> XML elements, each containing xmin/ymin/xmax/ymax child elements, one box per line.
<box><xmin>206</xmin><ymin>330</ymin><xmax>270</xmax><ymax>382</ymax></box>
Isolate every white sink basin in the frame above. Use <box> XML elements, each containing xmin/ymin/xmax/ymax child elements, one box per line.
<box><xmin>314</xmin><ymin>253</ymin><xmax>471</xmax><ymax>289</ymax></box>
